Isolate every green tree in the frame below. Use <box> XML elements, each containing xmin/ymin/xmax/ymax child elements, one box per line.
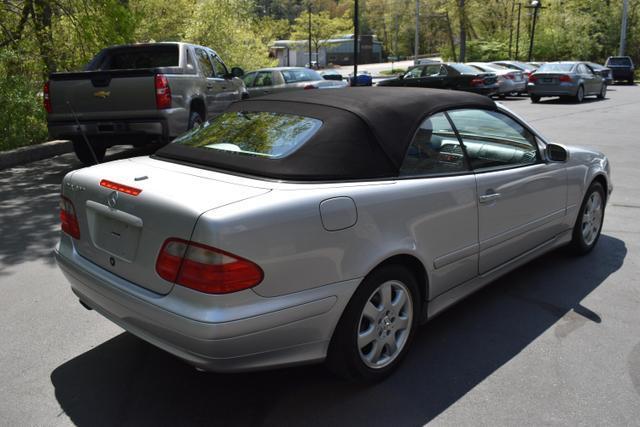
<box><xmin>291</xmin><ymin>9</ymin><xmax>351</xmax><ymax>62</ymax></box>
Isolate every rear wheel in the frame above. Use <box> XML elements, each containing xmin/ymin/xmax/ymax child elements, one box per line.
<box><xmin>530</xmin><ymin>94</ymin><xmax>540</xmax><ymax>103</ymax></box>
<box><xmin>597</xmin><ymin>84</ymin><xmax>607</xmax><ymax>99</ymax></box>
<box><xmin>326</xmin><ymin>264</ymin><xmax>420</xmax><ymax>382</ymax></box>
<box><xmin>574</xmin><ymin>85</ymin><xmax>585</xmax><ymax>103</ymax></box>
<box><xmin>629</xmin><ymin>78</ymin><xmax>635</xmax><ymax>85</ymax></box>
<box><xmin>570</xmin><ymin>181</ymin><xmax>605</xmax><ymax>254</ymax></box>
<box><xmin>72</xmin><ymin>138</ymin><xmax>106</xmax><ymax>165</ymax></box>
<box><xmin>188</xmin><ymin>111</ymin><xmax>203</xmax><ymax>130</ymax></box>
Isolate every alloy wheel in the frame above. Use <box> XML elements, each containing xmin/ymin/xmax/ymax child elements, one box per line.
<box><xmin>581</xmin><ymin>191</ymin><xmax>603</xmax><ymax>246</ymax></box>
<box><xmin>357</xmin><ymin>280</ymin><xmax>413</xmax><ymax>369</ymax></box>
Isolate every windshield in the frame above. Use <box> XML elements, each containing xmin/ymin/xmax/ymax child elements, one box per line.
<box><xmin>171</xmin><ymin>112</ymin><xmax>322</xmax><ymax>159</ymax></box>
<box><xmin>281</xmin><ymin>68</ymin><xmax>322</xmax><ymax>83</ymax></box>
<box><xmin>607</xmin><ymin>57</ymin><xmax>632</xmax><ymax>66</ymax></box>
<box><xmin>537</xmin><ymin>63</ymin><xmax>575</xmax><ymax>72</ymax></box>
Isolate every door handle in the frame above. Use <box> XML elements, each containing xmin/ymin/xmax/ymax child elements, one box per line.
<box><xmin>479</xmin><ymin>193</ymin><xmax>501</xmax><ymax>203</ymax></box>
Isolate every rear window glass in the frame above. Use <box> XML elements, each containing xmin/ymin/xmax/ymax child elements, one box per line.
<box><xmin>281</xmin><ymin>68</ymin><xmax>322</xmax><ymax>83</ymax></box>
<box><xmin>607</xmin><ymin>57</ymin><xmax>632</xmax><ymax>66</ymax></box>
<box><xmin>537</xmin><ymin>63</ymin><xmax>575</xmax><ymax>72</ymax></box>
<box><xmin>449</xmin><ymin>63</ymin><xmax>481</xmax><ymax>74</ymax></box>
<box><xmin>172</xmin><ymin>112</ymin><xmax>322</xmax><ymax>159</ymax></box>
<box><xmin>94</xmin><ymin>45</ymin><xmax>179</xmax><ymax>70</ymax></box>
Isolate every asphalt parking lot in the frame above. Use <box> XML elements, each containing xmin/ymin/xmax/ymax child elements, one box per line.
<box><xmin>1</xmin><ymin>86</ymin><xmax>639</xmax><ymax>426</ymax></box>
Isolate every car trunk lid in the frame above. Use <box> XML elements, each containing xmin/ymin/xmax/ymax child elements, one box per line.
<box><xmin>64</xmin><ymin>158</ymin><xmax>271</xmax><ymax>295</ymax></box>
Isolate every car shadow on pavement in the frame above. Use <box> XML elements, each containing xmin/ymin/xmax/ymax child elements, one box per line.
<box><xmin>50</xmin><ymin>235</ymin><xmax>626</xmax><ymax>427</ymax></box>
<box><xmin>0</xmin><ymin>144</ymin><xmax>157</xmax><ymax>269</ymax></box>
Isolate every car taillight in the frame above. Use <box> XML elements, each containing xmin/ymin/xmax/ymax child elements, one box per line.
<box><xmin>303</xmin><ymin>84</ymin><xmax>316</xmax><ymax>90</ymax></box>
<box><xmin>100</xmin><ymin>179</ymin><xmax>142</xmax><ymax>196</ymax></box>
<box><xmin>471</xmin><ymin>77</ymin><xmax>484</xmax><ymax>87</ymax></box>
<box><xmin>44</xmin><ymin>81</ymin><xmax>52</xmax><ymax>113</ymax></box>
<box><xmin>528</xmin><ymin>74</ymin><xmax>538</xmax><ymax>83</ymax></box>
<box><xmin>505</xmin><ymin>73</ymin><xmax>515</xmax><ymax>80</ymax></box>
<box><xmin>155</xmin><ymin>74</ymin><xmax>172</xmax><ymax>109</ymax></box>
<box><xmin>60</xmin><ymin>196</ymin><xmax>80</xmax><ymax>239</ymax></box>
<box><xmin>559</xmin><ymin>74</ymin><xmax>572</xmax><ymax>83</ymax></box>
<box><xmin>156</xmin><ymin>238</ymin><xmax>264</xmax><ymax>294</ymax></box>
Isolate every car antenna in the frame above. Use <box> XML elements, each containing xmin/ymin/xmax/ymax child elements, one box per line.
<box><xmin>66</xmin><ymin>100</ymin><xmax>100</xmax><ymax>164</ymax></box>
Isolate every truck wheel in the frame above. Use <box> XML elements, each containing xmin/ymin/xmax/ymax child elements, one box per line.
<box><xmin>72</xmin><ymin>138</ymin><xmax>106</xmax><ymax>165</ymax></box>
<box><xmin>326</xmin><ymin>264</ymin><xmax>420</xmax><ymax>382</ymax></box>
<box><xmin>188</xmin><ymin>111</ymin><xmax>203</xmax><ymax>130</ymax></box>
<box><xmin>530</xmin><ymin>95</ymin><xmax>540</xmax><ymax>103</ymax></box>
<box><xmin>629</xmin><ymin>78</ymin><xmax>635</xmax><ymax>85</ymax></box>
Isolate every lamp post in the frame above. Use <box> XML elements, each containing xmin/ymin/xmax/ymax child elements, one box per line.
<box><xmin>353</xmin><ymin>0</ymin><xmax>359</xmax><ymax>86</ymax></box>
<box><xmin>308</xmin><ymin>1</ymin><xmax>312</xmax><ymax>68</ymax></box>
<box><xmin>525</xmin><ymin>0</ymin><xmax>544</xmax><ymax>62</ymax></box>
<box><xmin>515</xmin><ymin>2</ymin><xmax>522</xmax><ymax>60</ymax></box>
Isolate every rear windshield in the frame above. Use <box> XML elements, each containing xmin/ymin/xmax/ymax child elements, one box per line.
<box><xmin>91</xmin><ymin>45</ymin><xmax>179</xmax><ymax>70</ymax></box>
<box><xmin>171</xmin><ymin>112</ymin><xmax>322</xmax><ymax>159</ymax></box>
<box><xmin>281</xmin><ymin>68</ymin><xmax>322</xmax><ymax>83</ymax></box>
<box><xmin>607</xmin><ymin>57</ymin><xmax>632</xmax><ymax>66</ymax></box>
<box><xmin>537</xmin><ymin>63</ymin><xmax>575</xmax><ymax>72</ymax></box>
<box><xmin>449</xmin><ymin>63</ymin><xmax>482</xmax><ymax>74</ymax></box>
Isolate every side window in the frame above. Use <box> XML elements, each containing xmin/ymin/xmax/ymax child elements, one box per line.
<box><xmin>447</xmin><ymin>109</ymin><xmax>538</xmax><ymax>171</ymax></box>
<box><xmin>404</xmin><ymin>67</ymin><xmax>424</xmax><ymax>79</ymax></box>
<box><xmin>195</xmin><ymin>48</ymin><xmax>214</xmax><ymax>77</ymax></box>
<box><xmin>253</xmin><ymin>71</ymin><xmax>274</xmax><ymax>87</ymax></box>
<box><xmin>439</xmin><ymin>65</ymin><xmax>448</xmax><ymax>76</ymax></box>
<box><xmin>242</xmin><ymin>72</ymin><xmax>257</xmax><ymax>87</ymax></box>
<box><xmin>400</xmin><ymin>112</ymin><xmax>468</xmax><ymax>176</ymax></box>
<box><xmin>185</xmin><ymin>49</ymin><xmax>195</xmax><ymax>72</ymax></box>
<box><xmin>212</xmin><ymin>55</ymin><xmax>228</xmax><ymax>77</ymax></box>
<box><xmin>424</xmin><ymin>64</ymin><xmax>441</xmax><ymax>76</ymax></box>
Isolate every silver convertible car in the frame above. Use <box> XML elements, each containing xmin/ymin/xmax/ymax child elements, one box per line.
<box><xmin>55</xmin><ymin>88</ymin><xmax>611</xmax><ymax>381</ymax></box>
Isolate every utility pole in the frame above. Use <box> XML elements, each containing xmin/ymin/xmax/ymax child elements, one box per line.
<box><xmin>308</xmin><ymin>1</ymin><xmax>312</xmax><ymax>67</ymax></box>
<box><xmin>353</xmin><ymin>0</ymin><xmax>359</xmax><ymax>85</ymax></box>
<box><xmin>459</xmin><ymin>0</ymin><xmax>466</xmax><ymax>62</ymax></box>
<box><xmin>508</xmin><ymin>0</ymin><xmax>516</xmax><ymax>58</ymax></box>
<box><xmin>526</xmin><ymin>0</ymin><xmax>544</xmax><ymax>62</ymax></box>
<box><xmin>619</xmin><ymin>0</ymin><xmax>629</xmax><ymax>55</ymax></box>
<box><xmin>514</xmin><ymin>2</ymin><xmax>522</xmax><ymax>60</ymax></box>
<box><xmin>414</xmin><ymin>0</ymin><xmax>419</xmax><ymax>61</ymax></box>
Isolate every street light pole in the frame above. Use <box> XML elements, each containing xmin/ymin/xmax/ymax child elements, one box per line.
<box><xmin>353</xmin><ymin>0</ymin><xmax>359</xmax><ymax>85</ymax></box>
<box><xmin>526</xmin><ymin>0</ymin><xmax>543</xmax><ymax>62</ymax></box>
<box><xmin>619</xmin><ymin>0</ymin><xmax>629</xmax><ymax>55</ymax></box>
<box><xmin>414</xmin><ymin>0</ymin><xmax>419</xmax><ymax>61</ymax></box>
<box><xmin>308</xmin><ymin>1</ymin><xmax>312</xmax><ymax>67</ymax></box>
<box><xmin>508</xmin><ymin>0</ymin><xmax>516</xmax><ymax>58</ymax></box>
<box><xmin>515</xmin><ymin>2</ymin><xmax>522</xmax><ymax>60</ymax></box>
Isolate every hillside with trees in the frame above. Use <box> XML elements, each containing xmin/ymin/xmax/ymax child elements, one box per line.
<box><xmin>1</xmin><ymin>0</ymin><xmax>638</xmax><ymax>150</ymax></box>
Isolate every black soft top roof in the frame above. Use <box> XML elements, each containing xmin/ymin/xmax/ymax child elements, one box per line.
<box><xmin>157</xmin><ymin>87</ymin><xmax>497</xmax><ymax>181</ymax></box>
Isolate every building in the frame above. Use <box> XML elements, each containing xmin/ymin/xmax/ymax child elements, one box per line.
<box><xmin>270</xmin><ymin>35</ymin><xmax>384</xmax><ymax>67</ymax></box>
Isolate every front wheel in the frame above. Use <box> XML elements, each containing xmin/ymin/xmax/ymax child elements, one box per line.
<box><xmin>530</xmin><ymin>94</ymin><xmax>541</xmax><ymax>103</ymax></box>
<box><xmin>570</xmin><ymin>181</ymin><xmax>605</xmax><ymax>254</ymax></box>
<box><xmin>597</xmin><ymin>84</ymin><xmax>607</xmax><ymax>99</ymax></box>
<box><xmin>326</xmin><ymin>264</ymin><xmax>420</xmax><ymax>382</ymax></box>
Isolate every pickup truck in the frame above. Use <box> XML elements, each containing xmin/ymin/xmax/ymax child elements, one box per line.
<box><xmin>45</xmin><ymin>42</ymin><xmax>246</xmax><ymax>164</ymax></box>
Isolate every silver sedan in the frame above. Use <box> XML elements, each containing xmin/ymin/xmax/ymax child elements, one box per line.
<box><xmin>527</xmin><ymin>62</ymin><xmax>607</xmax><ymax>103</ymax></box>
<box><xmin>55</xmin><ymin>88</ymin><xmax>611</xmax><ymax>382</ymax></box>
<box><xmin>241</xmin><ymin>66</ymin><xmax>347</xmax><ymax>97</ymax></box>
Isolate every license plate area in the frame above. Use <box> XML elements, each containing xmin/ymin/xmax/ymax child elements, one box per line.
<box><xmin>541</xmin><ymin>77</ymin><xmax>555</xmax><ymax>84</ymax></box>
<box><xmin>86</xmin><ymin>201</ymin><xmax>142</xmax><ymax>262</ymax></box>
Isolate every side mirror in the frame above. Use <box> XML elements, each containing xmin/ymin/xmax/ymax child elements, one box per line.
<box><xmin>546</xmin><ymin>143</ymin><xmax>568</xmax><ymax>162</ymax></box>
<box><xmin>230</xmin><ymin>67</ymin><xmax>244</xmax><ymax>78</ymax></box>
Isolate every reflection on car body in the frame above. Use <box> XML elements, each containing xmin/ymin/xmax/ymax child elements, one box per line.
<box><xmin>55</xmin><ymin>88</ymin><xmax>611</xmax><ymax>382</ymax></box>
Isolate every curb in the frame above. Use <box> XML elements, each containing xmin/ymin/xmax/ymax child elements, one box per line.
<box><xmin>0</xmin><ymin>140</ymin><xmax>73</xmax><ymax>170</ymax></box>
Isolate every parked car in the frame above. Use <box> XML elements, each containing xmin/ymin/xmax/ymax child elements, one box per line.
<box><xmin>467</xmin><ymin>62</ymin><xmax>526</xmax><ymax>97</ymax></box>
<box><xmin>527</xmin><ymin>61</ymin><xmax>606</xmax><ymax>103</ymax></box>
<box><xmin>586</xmin><ymin>62</ymin><xmax>613</xmax><ymax>85</ymax></box>
<box><xmin>349</xmin><ymin>70</ymin><xmax>373</xmax><ymax>86</ymax></box>
<box><xmin>377</xmin><ymin>62</ymin><xmax>498</xmax><ymax>96</ymax></box>
<box><xmin>527</xmin><ymin>61</ymin><xmax>545</xmax><ymax>68</ymax></box>
<box><xmin>319</xmin><ymin>69</ymin><xmax>345</xmax><ymax>81</ymax></box>
<box><xmin>46</xmin><ymin>42</ymin><xmax>246</xmax><ymax>165</ymax></box>
<box><xmin>55</xmin><ymin>87</ymin><xmax>611</xmax><ymax>381</ymax></box>
<box><xmin>492</xmin><ymin>60</ymin><xmax>538</xmax><ymax>81</ymax></box>
<box><xmin>604</xmin><ymin>56</ymin><xmax>635</xmax><ymax>84</ymax></box>
<box><xmin>241</xmin><ymin>67</ymin><xmax>347</xmax><ymax>97</ymax></box>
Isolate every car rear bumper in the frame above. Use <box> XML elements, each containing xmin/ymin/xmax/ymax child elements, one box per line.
<box><xmin>54</xmin><ymin>236</ymin><xmax>360</xmax><ymax>372</ymax></box>
<box><xmin>497</xmin><ymin>80</ymin><xmax>527</xmax><ymax>94</ymax></box>
<box><xmin>527</xmin><ymin>83</ymin><xmax>578</xmax><ymax>97</ymax></box>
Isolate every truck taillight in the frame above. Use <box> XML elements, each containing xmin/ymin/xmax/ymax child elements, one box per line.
<box><xmin>44</xmin><ymin>81</ymin><xmax>52</xmax><ymax>113</ymax></box>
<box><xmin>155</xmin><ymin>74</ymin><xmax>172</xmax><ymax>109</ymax></box>
<box><xmin>60</xmin><ymin>196</ymin><xmax>80</xmax><ymax>239</ymax></box>
<box><xmin>156</xmin><ymin>238</ymin><xmax>264</xmax><ymax>294</ymax></box>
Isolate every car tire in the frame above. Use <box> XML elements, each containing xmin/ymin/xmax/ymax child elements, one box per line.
<box><xmin>72</xmin><ymin>138</ymin><xmax>106</xmax><ymax>165</ymax></box>
<box><xmin>597</xmin><ymin>84</ymin><xmax>607</xmax><ymax>99</ymax></box>
<box><xmin>530</xmin><ymin>95</ymin><xmax>541</xmax><ymax>103</ymax></box>
<box><xmin>188</xmin><ymin>111</ymin><xmax>204</xmax><ymax>130</ymax></box>
<box><xmin>326</xmin><ymin>264</ymin><xmax>420</xmax><ymax>382</ymax></box>
<box><xmin>629</xmin><ymin>78</ymin><xmax>635</xmax><ymax>85</ymax></box>
<box><xmin>574</xmin><ymin>85</ymin><xmax>584</xmax><ymax>103</ymax></box>
<box><xmin>570</xmin><ymin>181</ymin><xmax>605</xmax><ymax>255</ymax></box>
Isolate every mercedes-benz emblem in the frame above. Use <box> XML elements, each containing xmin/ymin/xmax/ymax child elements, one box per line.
<box><xmin>107</xmin><ymin>191</ymin><xmax>118</xmax><ymax>209</ymax></box>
